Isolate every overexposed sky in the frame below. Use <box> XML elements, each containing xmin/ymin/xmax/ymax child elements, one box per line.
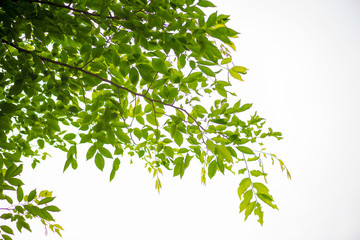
<box><xmin>16</xmin><ymin>1</ymin><xmax>360</xmax><ymax>239</ymax></box>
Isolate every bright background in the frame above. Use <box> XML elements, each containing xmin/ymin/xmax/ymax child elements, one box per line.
<box><xmin>16</xmin><ymin>0</ymin><xmax>360</xmax><ymax>239</ymax></box>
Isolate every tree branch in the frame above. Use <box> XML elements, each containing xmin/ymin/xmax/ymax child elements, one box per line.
<box><xmin>2</xmin><ymin>40</ymin><xmax>205</xmax><ymax>133</ymax></box>
<box><xmin>27</xmin><ymin>0</ymin><xmax>122</xmax><ymax>20</ymax></box>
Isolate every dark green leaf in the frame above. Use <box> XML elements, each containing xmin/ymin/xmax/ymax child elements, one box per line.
<box><xmin>28</xmin><ymin>189</ymin><xmax>36</xmax><ymax>202</ymax></box>
<box><xmin>0</xmin><ymin>225</ymin><xmax>14</xmax><ymax>235</ymax></box>
<box><xmin>129</xmin><ymin>67</ymin><xmax>139</xmax><ymax>85</ymax></box>
<box><xmin>43</xmin><ymin>205</ymin><xmax>61</xmax><ymax>212</ymax></box>
<box><xmin>38</xmin><ymin>197</ymin><xmax>55</xmax><ymax>205</ymax></box>
<box><xmin>17</xmin><ymin>186</ymin><xmax>23</xmax><ymax>202</ymax></box>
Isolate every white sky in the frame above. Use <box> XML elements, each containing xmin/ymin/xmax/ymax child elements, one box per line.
<box><xmin>15</xmin><ymin>0</ymin><xmax>360</xmax><ymax>239</ymax></box>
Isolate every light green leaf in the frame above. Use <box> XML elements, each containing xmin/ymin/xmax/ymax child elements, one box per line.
<box><xmin>237</xmin><ymin>146</ymin><xmax>254</xmax><ymax>155</ymax></box>
<box><xmin>250</xmin><ymin>170</ymin><xmax>266</xmax><ymax>177</ymax></box>
<box><xmin>232</xmin><ymin>66</ymin><xmax>248</xmax><ymax>74</ymax></box>
<box><xmin>237</xmin><ymin>178</ymin><xmax>251</xmax><ymax>199</ymax></box>
<box><xmin>86</xmin><ymin>145</ymin><xmax>97</xmax><ymax>160</ymax></box>
<box><xmin>199</xmin><ymin>65</ymin><xmax>215</xmax><ymax>77</ymax></box>
<box><xmin>239</xmin><ymin>190</ymin><xmax>253</xmax><ymax>213</ymax></box>
<box><xmin>98</xmin><ymin>147</ymin><xmax>112</xmax><ymax>158</ymax></box>
<box><xmin>174</xmin><ymin>132</ymin><xmax>183</xmax><ymax>146</ymax></box>
<box><xmin>229</xmin><ymin>69</ymin><xmax>243</xmax><ymax>81</ymax></box>
<box><xmin>197</xmin><ymin>0</ymin><xmax>216</xmax><ymax>7</ymax></box>
<box><xmin>221</xmin><ymin>58</ymin><xmax>232</xmax><ymax>65</ymax></box>
<box><xmin>206</xmin><ymin>12</ymin><xmax>217</xmax><ymax>28</ymax></box>
<box><xmin>208</xmin><ymin>160</ymin><xmax>217</xmax><ymax>179</ymax></box>
<box><xmin>110</xmin><ymin>158</ymin><xmax>120</xmax><ymax>181</ymax></box>
<box><xmin>216</xmin><ymin>145</ymin><xmax>233</xmax><ymax>163</ymax></box>
<box><xmin>63</xmin><ymin>133</ymin><xmax>76</xmax><ymax>141</ymax></box>
<box><xmin>244</xmin><ymin>201</ymin><xmax>256</xmax><ymax>221</ymax></box>
<box><xmin>206</xmin><ymin>139</ymin><xmax>216</xmax><ymax>152</ymax></box>
<box><xmin>152</xmin><ymin>58</ymin><xmax>168</xmax><ymax>74</ymax></box>
<box><xmin>239</xmin><ymin>103</ymin><xmax>252</xmax><ymax>112</ymax></box>
<box><xmin>95</xmin><ymin>153</ymin><xmax>105</xmax><ymax>171</ymax></box>
<box><xmin>257</xmin><ymin>193</ymin><xmax>278</xmax><ymax>210</ymax></box>
<box><xmin>164</xmin><ymin>146</ymin><xmax>174</xmax><ymax>158</ymax></box>
<box><xmin>254</xmin><ymin>203</ymin><xmax>264</xmax><ymax>225</ymax></box>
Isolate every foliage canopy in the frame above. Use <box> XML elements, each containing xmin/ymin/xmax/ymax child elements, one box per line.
<box><xmin>0</xmin><ymin>0</ymin><xmax>290</xmax><ymax>238</ymax></box>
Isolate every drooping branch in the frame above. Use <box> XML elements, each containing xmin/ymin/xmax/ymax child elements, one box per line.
<box><xmin>2</xmin><ymin>40</ymin><xmax>206</xmax><ymax>132</ymax></box>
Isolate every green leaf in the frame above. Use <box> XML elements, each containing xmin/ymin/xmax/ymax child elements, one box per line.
<box><xmin>237</xmin><ymin>146</ymin><xmax>254</xmax><ymax>155</ymax></box>
<box><xmin>129</xmin><ymin>67</ymin><xmax>139</xmax><ymax>85</ymax></box>
<box><xmin>119</xmin><ymin>60</ymin><xmax>130</xmax><ymax>77</ymax></box>
<box><xmin>164</xmin><ymin>146</ymin><xmax>174</xmax><ymax>158</ymax></box>
<box><xmin>2</xmin><ymin>234</ymin><xmax>13</xmax><ymax>240</ymax></box>
<box><xmin>63</xmin><ymin>133</ymin><xmax>76</xmax><ymax>141</ymax></box>
<box><xmin>86</xmin><ymin>145</ymin><xmax>97</xmax><ymax>160</ymax></box>
<box><xmin>217</xmin><ymin>158</ymin><xmax>224</xmax><ymax>174</ymax></box>
<box><xmin>95</xmin><ymin>153</ymin><xmax>105</xmax><ymax>171</ymax></box>
<box><xmin>0</xmin><ymin>102</ymin><xmax>17</xmax><ymax>114</ymax></box>
<box><xmin>197</xmin><ymin>0</ymin><xmax>216</xmax><ymax>7</ymax></box>
<box><xmin>206</xmin><ymin>12</ymin><xmax>217</xmax><ymax>28</ymax></box>
<box><xmin>152</xmin><ymin>58</ymin><xmax>168</xmax><ymax>74</ymax></box>
<box><xmin>244</xmin><ymin>201</ymin><xmax>256</xmax><ymax>221</ymax></box>
<box><xmin>239</xmin><ymin>103</ymin><xmax>252</xmax><ymax>112</ymax></box>
<box><xmin>174</xmin><ymin>131</ymin><xmax>183</xmax><ymax>147</ymax></box>
<box><xmin>146</xmin><ymin>113</ymin><xmax>158</xmax><ymax>126</ymax></box>
<box><xmin>28</xmin><ymin>189</ymin><xmax>36</xmax><ymax>202</ymax></box>
<box><xmin>43</xmin><ymin>205</ymin><xmax>61</xmax><ymax>212</ymax></box>
<box><xmin>238</xmin><ymin>178</ymin><xmax>251</xmax><ymax>199</ymax></box>
<box><xmin>232</xmin><ymin>66</ymin><xmax>248</xmax><ymax>74</ymax></box>
<box><xmin>206</xmin><ymin>139</ymin><xmax>216</xmax><ymax>152</ymax></box>
<box><xmin>198</xmin><ymin>65</ymin><xmax>215</xmax><ymax>77</ymax></box>
<box><xmin>116</xmin><ymin>129</ymin><xmax>131</xmax><ymax>143</ymax></box>
<box><xmin>137</xmin><ymin>63</ymin><xmax>155</xmax><ymax>82</ymax></box>
<box><xmin>250</xmin><ymin>170</ymin><xmax>266</xmax><ymax>177</ymax></box>
<box><xmin>239</xmin><ymin>190</ymin><xmax>253</xmax><ymax>213</ymax></box>
<box><xmin>254</xmin><ymin>203</ymin><xmax>264</xmax><ymax>225</ymax></box>
<box><xmin>110</xmin><ymin>158</ymin><xmax>121</xmax><ymax>181</ymax></box>
<box><xmin>38</xmin><ymin>197</ymin><xmax>55</xmax><ymax>205</ymax></box>
<box><xmin>257</xmin><ymin>193</ymin><xmax>278</xmax><ymax>210</ymax></box>
<box><xmin>252</xmin><ymin>182</ymin><xmax>270</xmax><ymax>195</ymax></box>
<box><xmin>0</xmin><ymin>225</ymin><xmax>14</xmax><ymax>235</ymax></box>
<box><xmin>17</xmin><ymin>186</ymin><xmax>24</xmax><ymax>202</ymax></box>
<box><xmin>229</xmin><ymin>69</ymin><xmax>243</xmax><ymax>81</ymax></box>
<box><xmin>47</xmin><ymin>119</ymin><xmax>60</xmax><ymax>131</ymax></box>
<box><xmin>98</xmin><ymin>147</ymin><xmax>112</xmax><ymax>158</ymax></box>
<box><xmin>216</xmin><ymin>145</ymin><xmax>233</xmax><ymax>163</ymax></box>
<box><xmin>221</xmin><ymin>58</ymin><xmax>232</xmax><ymax>65</ymax></box>
<box><xmin>208</xmin><ymin>160</ymin><xmax>217</xmax><ymax>179</ymax></box>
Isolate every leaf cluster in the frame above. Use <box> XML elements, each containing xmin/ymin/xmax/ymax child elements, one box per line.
<box><xmin>0</xmin><ymin>0</ymin><xmax>289</xmax><ymax>236</ymax></box>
